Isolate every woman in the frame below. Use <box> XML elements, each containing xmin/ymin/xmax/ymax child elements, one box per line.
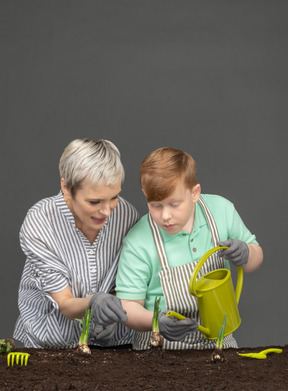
<box><xmin>13</xmin><ymin>138</ymin><xmax>139</xmax><ymax>348</ymax></box>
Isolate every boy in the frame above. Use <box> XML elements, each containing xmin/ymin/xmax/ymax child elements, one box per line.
<box><xmin>116</xmin><ymin>147</ymin><xmax>263</xmax><ymax>350</ymax></box>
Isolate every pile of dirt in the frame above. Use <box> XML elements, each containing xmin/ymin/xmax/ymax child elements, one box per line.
<box><xmin>0</xmin><ymin>345</ymin><xmax>287</xmax><ymax>390</ymax></box>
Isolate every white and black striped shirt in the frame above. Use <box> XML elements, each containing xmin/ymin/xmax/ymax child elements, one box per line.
<box><xmin>13</xmin><ymin>192</ymin><xmax>139</xmax><ymax>348</ymax></box>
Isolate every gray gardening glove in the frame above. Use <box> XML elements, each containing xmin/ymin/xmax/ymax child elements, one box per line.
<box><xmin>89</xmin><ymin>292</ymin><xmax>127</xmax><ymax>326</ymax></box>
<box><xmin>92</xmin><ymin>323</ymin><xmax>117</xmax><ymax>344</ymax></box>
<box><xmin>89</xmin><ymin>292</ymin><xmax>127</xmax><ymax>344</ymax></box>
<box><xmin>218</xmin><ymin>239</ymin><xmax>249</xmax><ymax>267</ymax></box>
<box><xmin>158</xmin><ymin>310</ymin><xmax>198</xmax><ymax>342</ymax></box>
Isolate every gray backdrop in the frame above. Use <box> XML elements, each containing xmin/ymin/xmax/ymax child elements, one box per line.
<box><xmin>1</xmin><ymin>0</ymin><xmax>287</xmax><ymax>348</ymax></box>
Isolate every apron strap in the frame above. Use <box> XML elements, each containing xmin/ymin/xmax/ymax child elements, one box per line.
<box><xmin>197</xmin><ymin>195</ymin><xmax>222</xmax><ymax>269</ymax></box>
<box><xmin>148</xmin><ymin>213</ymin><xmax>170</xmax><ymax>270</ymax></box>
<box><xmin>197</xmin><ymin>195</ymin><xmax>220</xmax><ymax>247</ymax></box>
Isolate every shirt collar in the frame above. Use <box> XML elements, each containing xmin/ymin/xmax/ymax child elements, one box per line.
<box><xmin>55</xmin><ymin>191</ymin><xmax>75</xmax><ymax>224</ymax></box>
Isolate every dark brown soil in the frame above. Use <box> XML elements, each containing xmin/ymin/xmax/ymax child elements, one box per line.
<box><xmin>0</xmin><ymin>345</ymin><xmax>287</xmax><ymax>390</ymax></box>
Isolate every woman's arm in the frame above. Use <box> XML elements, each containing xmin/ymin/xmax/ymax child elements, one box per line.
<box><xmin>49</xmin><ymin>286</ymin><xmax>93</xmax><ymax>320</ymax></box>
<box><xmin>121</xmin><ymin>299</ymin><xmax>153</xmax><ymax>332</ymax></box>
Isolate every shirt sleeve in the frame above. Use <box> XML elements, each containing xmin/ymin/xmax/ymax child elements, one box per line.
<box><xmin>223</xmin><ymin>200</ymin><xmax>259</xmax><ymax>244</ymax></box>
<box><xmin>19</xmin><ymin>207</ymin><xmax>70</xmax><ymax>296</ymax></box>
<box><xmin>99</xmin><ymin>198</ymin><xmax>140</xmax><ymax>293</ymax></box>
<box><xmin>116</xmin><ymin>236</ymin><xmax>152</xmax><ymax>301</ymax></box>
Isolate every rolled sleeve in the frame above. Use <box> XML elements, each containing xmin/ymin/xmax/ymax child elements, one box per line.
<box><xmin>206</xmin><ymin>195</ymin><xmax>259</xmax><ymax>245</ymax></box>
<box><xmin>227</xmin><ymin>202</ymin><xmax>259</xmax><ymax>244</ymax></box>
<box><xmin>28</xmin><ymin>260</ymin><xmax>69</xmax><ymax>293</ymax></box>
<box><xmin>116</xmin><ymin>239</ymin><xmax>151</xmax><ymax>301</ymax></box>
<box><xmin>20</xmin><ymin>213</ymin><xmax>70</xmax><ymax>294</ymax></box>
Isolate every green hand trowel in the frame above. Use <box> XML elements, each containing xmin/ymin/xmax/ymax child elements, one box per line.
<box><xmin>237</xmin><ymin>348</ymin><xmax>283</xmax><ymax>359</ymax></box>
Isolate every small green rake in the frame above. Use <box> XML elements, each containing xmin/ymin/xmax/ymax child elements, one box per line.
<box><xmin>7</xmin><ymin>352</ymin><xmax>30</xmax><ymax>366</ymax></box>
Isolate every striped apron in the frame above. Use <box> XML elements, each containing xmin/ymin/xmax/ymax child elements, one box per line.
<box><xmin>133</xmin><ymin>196</ymin><xmax>238</xmax><ymax>350</ymax></box>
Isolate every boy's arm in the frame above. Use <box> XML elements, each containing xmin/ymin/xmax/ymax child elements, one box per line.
<box><xmin>121</xmin><ymin>299</ymin><xmax>199</xmax><ymax>341</ymax></box>
<box><xmin>121</xmin><ymin>299</ymin><xmax>153</xmax><ymax>332</ymax></box>
<box><xmin>219</xmin><ymin>239</ymin><xmax>263</xmax><ymax>273</ymax></box>
<box><xmin>244</xmin><ymin>243</ymin><xmax>263</xmax><ymax>273</ymax></box>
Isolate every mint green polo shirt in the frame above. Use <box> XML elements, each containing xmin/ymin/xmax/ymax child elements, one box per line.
<box><xmin>116</xmin><ymin>194</ymin><xmax>258</xmax><ymax>313</ymax></box>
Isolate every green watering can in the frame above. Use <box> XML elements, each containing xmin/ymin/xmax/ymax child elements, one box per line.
<box><xmin>189</xmin><ymin>246</ymin><xmax>243</xmax><ymax>340</ymax></box>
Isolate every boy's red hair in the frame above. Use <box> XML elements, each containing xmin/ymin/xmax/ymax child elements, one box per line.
<box><xmin>140</xmin><ymin>147</ymin><xmax>198</xmax><ymax>202</ymax></box>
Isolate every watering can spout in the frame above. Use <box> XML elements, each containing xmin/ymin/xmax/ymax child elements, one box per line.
<box><xmin>165</xmin><ymin>311</ymin><xmax>211</xmax><ymax>338</ymax></box>
<box><xmin>198</xmin><ymin>324</ymin><xmax>211</xmax><ymax>338</ymax></box>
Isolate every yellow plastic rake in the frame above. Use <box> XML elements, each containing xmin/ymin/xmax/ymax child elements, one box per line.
<box><xmin>7</xmin><ymin>352</ymin><xmax>30</xmax><ymax>366</ymax></box>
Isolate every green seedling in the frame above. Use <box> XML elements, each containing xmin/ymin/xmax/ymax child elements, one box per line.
<box><xmin>7</xmin><ymin>352</ymin><xmax>30</xmax><ymax>366</ymax></box>
<box><xmin>150</xmin><ymin>296</ymin><xmax>164</xmax><ymax>349</ymax></box>
<box><xmin>141</xmin><ymin>297</ymin><xmax>164</xmax><ymax>359</ymax></box>
<box><xmin>211</xmin><ymin>314</ymin><xmax>226</xmax><ymax>363</ymax></box>
<box><xmin>75</xmin><ymin>307</ymin><xmax>93</xmax><ymax>354</ymax></box>
<box><xmin>238</xmin><ymin>348</ymin><xmax>283</xmax><ymax>360</ymax></box>
<box><xmin>0</xmin><ymin>339</ymin><xmax>15</xmax><ymax>354</ymax></box>
<box><xmin>166</xmin><ymin>311</ymin><xmax>227</xmax><ymax>362</ymax></box>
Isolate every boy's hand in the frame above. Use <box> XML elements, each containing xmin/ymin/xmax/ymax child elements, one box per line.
<box><xmin>89</xmin><ymin>292</ymin><xmax>128</xmax><ymax>325</ymax></box>
<box><xmin>218</xmin><ymin>239</ymin><xmax>249</xmax><ymax>267</ymax></box>
<box><xmin>158</xmin><ymin>311</ymin><xmax>198</xmax><ymax>341</ymax></box>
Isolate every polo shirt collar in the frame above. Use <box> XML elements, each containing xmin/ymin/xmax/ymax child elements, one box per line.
<box><xmin>158</xmin><ymin>200</ymin><xmax>208</xmax><ymax>242</ymax></box>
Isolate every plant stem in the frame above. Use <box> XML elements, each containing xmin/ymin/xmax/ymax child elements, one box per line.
<box><xmin>150</xmin><ymin>297</ymin><xmax>164</xmax><ymax>348</ymax></box>
<box><xmin>211</xmin><ymin>314</ymin><xmax>226</xmax><ymax>363</ymax></box>
<box><xmin>76</xmin><ymin>307</ymin><xmax>93</xmax><ymax>354</ymax></box>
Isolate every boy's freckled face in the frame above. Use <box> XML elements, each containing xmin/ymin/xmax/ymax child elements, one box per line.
<box><xmin>147</xmin><ymin>183</ymin><xmax>200</xmax><ymax>235</ymax></box>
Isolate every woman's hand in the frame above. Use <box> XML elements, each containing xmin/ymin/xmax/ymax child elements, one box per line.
<box><xmin>91</xmin><ymin>323</ymin><xmax>117</xmax><ymax>344</ymax></box>
<box><xmin>89</xmin><ymin>292</ymin><xmax>128</xmax><ymax>343</ymax></box>
<box><xmin>89</xmin><ymin>292</ymin><xmax>128</xmax><ymax>325</ymax></box>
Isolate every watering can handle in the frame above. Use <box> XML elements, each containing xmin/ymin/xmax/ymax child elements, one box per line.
<box><xmin>235</xmin><ymin>265</ymin><xmax>243</xmax><ymax>305</ymax></box>
<box><xmin>189</xmin><ymin>246</ymin><xmax>243</xmax><ymax>304</ymax></box>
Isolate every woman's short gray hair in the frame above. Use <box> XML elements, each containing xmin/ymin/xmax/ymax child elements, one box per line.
<box><xmin>59</xmin><ymin>138</ymin><xmax>125</xmax><ymax>195</ymax></box>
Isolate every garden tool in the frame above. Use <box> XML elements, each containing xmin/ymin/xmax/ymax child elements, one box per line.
<box><xmin>7</xmin><ymin>352</ymin><xmax>30</xmax><ymax>366</ymax></box>
<box><xmin>238</xmin><ymin>348</ymin><xmax>283</xmax><ymax>359</ymax></box>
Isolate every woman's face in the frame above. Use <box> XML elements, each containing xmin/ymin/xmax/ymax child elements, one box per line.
<box><xmin>62</xmin><ymin>178</ymin><xmax>121</xmax><ymax>243</ymax></box>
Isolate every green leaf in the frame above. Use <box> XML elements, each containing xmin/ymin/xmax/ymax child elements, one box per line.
<box><xmin>152</xmin><ymin>296</ymin><xmax>161</xmax><ymax>333</ymax></box>
<box><xmin>77</xmin><ymin>307</ymin><xmax>93</xmax><ymax>345</ymax></box>
<box><xmin>216</xmin><ymin>314</ymin><xmax>226</xmax><ymax>349</ymax></box>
